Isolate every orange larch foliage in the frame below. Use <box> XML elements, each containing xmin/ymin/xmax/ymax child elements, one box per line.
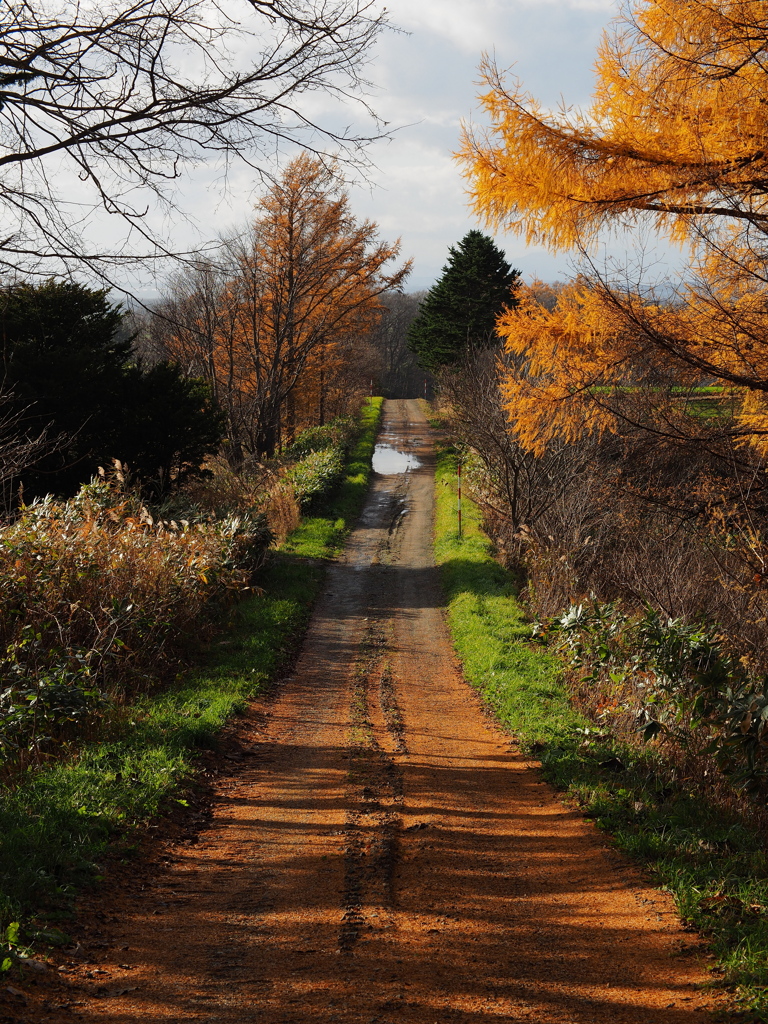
<box><xmin>457</xmin><ymin>1</ymin><xmax>768</xmax><ymax>453</ymax></box>
<box><xmin>162</xmin><ymin>155</ymin><xmax>410</xmax><ymax>457</ymax></box>
<box><xmin>459</xmin><ymin>1</ymin><xmax>768</xmax><ymax>250</ymax></box>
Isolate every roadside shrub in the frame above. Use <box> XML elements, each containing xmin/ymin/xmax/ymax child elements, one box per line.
<box><xmin>260</xmin><ymin>482</ymin><xmax>301</xmax><ymax>543</ymax></box>
<box><xmin>0</xmin><ymin>480</ymin><xmax>271</xmax><ymax>770</ymax></box>
<box><xmin>178</xmin><ymin>454</ymin><xmax>268</xmax><ymax>520</ymax></box>
<box><xmin>180</xmin><ymin>415</ymin><xmax>359</xmax><ymax>534</ymax></box>
<box><xmin>285</xmin><ymin>447</ymin><xmax>346</xmax><ymax>509</ymax></box>
<box><xmin>178</xmin><ymin>454</ymin><xmax>301</xmax><ymax>541</ymax></box>
<box><xmin>281</xmin><ymin>417</ymin><xmax>354</xmax><ymax>460</ymax></box>
<box><xmin>541</xmin><ymin>599</ymin><xmax>768</xmax><ymax>801</ymax></box>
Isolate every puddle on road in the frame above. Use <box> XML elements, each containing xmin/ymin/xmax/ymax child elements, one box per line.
<box><xmin>373</xmin><ymin>444</ymin><xmax>421</xmax><ymax>475</ymax></box>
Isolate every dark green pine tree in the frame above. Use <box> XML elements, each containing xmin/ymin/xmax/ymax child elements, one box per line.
<box><xmin>0</xmin><ymin>279</ymin><xmax>224</xmax><ymax>498</ymax></box>
<box><xmin>407</xmin><ymin>230</ymin><xmax>520</xmax><ymax>371</ymax></box>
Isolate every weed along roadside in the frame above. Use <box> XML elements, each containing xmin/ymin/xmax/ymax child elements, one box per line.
<box><xmin>0</xmin><ymin>398</ymin><xmax>383</xmax><ymax>962</ymax></box>
<box><xmin>0</xmin><ymin>398</ymin><xmax>728</xmax><ymax>1023</ymax></box>
<box><xmin>434</xmin><ymin>443</ymin><xmax>768</xmax><ymax>1021</ymax></box>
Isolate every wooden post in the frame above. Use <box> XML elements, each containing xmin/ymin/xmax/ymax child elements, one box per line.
<box><xmin>457</xmin><ymin>456</ymin><xmax>462</xmax><ymax>540</ymax></box>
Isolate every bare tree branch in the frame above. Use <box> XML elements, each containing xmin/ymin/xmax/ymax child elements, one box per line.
<box><xmin>0</xmin><ymin>0</ymin><xmax>390</xmax><ymax>280</ymax></box>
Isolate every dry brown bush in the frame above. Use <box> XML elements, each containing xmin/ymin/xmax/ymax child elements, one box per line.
<box><xmin>181</xmin><ymin>455</ymin><xmax>301</xmax><ymax>544</ymax></box>
<box><xmin>261</xmin><ymin>482</ymin><xmax>301</xmax><ymax>543</ymax></box>
<box><xmin>0</xmin><ymin>479</ymin><xmax>270</xmax><ymax>705</ymax></box>
<box><xmin>442</xmin><ymin>350</ymin><xmax>768</xmax><ymax>669</ymax></box>
<box><xmin>181</xmin><ymin>454</ymin><xmax>269</xmax><ymax>517</ymax></box>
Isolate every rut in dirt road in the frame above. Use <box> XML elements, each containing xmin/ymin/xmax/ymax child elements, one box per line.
<box><xmin>32</xmin><ymin>399</ymin><xmax>719</xmax><ymax>1024</ymax></box>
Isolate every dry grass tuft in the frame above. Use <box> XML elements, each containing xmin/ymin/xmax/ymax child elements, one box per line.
<box><xmin>262</xmin><ymin>482</ymin><xmax>301</xmax><ymax>542</ymax></box>
<box><xmin>0</xmin><ymin>478</ymin><xmax>271</xmax><ymax>769</ymax></box>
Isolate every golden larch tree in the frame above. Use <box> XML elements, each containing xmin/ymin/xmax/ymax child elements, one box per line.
<box><xmin>223</xmin><ymin>155</ymin><xmax>409</xmax><ymax>456</ymax></box>
<box><xmin>159</xmin><ymin>155</ymin><xmax>410</xmax><ymax>459</ymax></box>
<box><xmin>458</xmin><ymin>0</ymin><xmax>768</xmax><ymax>452</ymax></box>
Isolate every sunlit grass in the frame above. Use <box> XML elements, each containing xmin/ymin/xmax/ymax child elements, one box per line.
<box><xmin>434</xmin><ymin>444</ymin><xmax>768</xmax><ymax>1019</ymax></box>
<box><xmin>283</xmin><ymin>397</ymin><xmax>382</xmax><ymax>558</ymax></box>
<box><xmin>0</xmin><ymin>398</ymin><xmax>383</xmax><ymax>940</ymax></box>
<box><xmin>435</xmin><ymin>446</ymin><xmax>580</xmax><ymax>744</ymax></box>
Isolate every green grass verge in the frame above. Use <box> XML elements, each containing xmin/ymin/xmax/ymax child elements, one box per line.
<box><xmin>282</xmin><ymin>397</ymin><xmax>382</xmax><ymax>558</ymax></box>
<box><xmin>684</xmin><ymin>395</ymin><xmax>736</xmax><ymax>422</ymax></box>
<box><xmin>435</xmin><ymin>445</ymin><xmax>768</xmax><ymax>1021</ymax></box>
<box><xmin>0</xmin><ymin>398</ymin><xmax>384</xmax><ymax>940</ymax></box>
<box><xmin>434</xmin><ymin>451</ymin><xmax>578</xmax><ymax>745</ymax></box>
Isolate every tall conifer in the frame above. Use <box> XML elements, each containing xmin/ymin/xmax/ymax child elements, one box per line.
<box><xmin>408</xmin><ymin>231</ymin><xmax>520</xmax><ymax>371</ymax></box>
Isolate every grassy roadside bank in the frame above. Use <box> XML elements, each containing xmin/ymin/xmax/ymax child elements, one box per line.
<box><xmin>434</xmin><ymin>445</ymin><xmax>768</xmax><ymax>1021</ymax></box>
<box><xmin>0</xmin><ymin>398</ymin><xmax>383</xmax><ymax>944</ymax></box>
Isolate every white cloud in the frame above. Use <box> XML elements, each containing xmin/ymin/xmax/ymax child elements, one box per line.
<box><xmin>49</xmin><ymin>1</ymin><xmax>635</xmax><ymax>297</ymax></box>
<box><xmin>383</xmin><ymin>0</ymin><xmax>616</xmax><ymax>56</ymax></box>
<box><xmin>382</xmin><ymin>0</ymin><xmax>514</xmax><ymax>55</ymax></box>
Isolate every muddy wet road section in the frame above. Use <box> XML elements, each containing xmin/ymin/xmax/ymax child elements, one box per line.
<box><xmin>24</xmin><ymin>400</ymin><xmax>718</xmax><ymax>1023</ymax></box>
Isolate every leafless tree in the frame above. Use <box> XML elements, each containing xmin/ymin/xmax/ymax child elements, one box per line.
<box><xmin>0</xmin><ymin>386</ymin><xmax>59</xmax><ymax>515</ymax></box>
<box><xmin>441</xmin><ymin>350</ymin><xmax>605</xmax><ymax>541</ymax></box>
<box><xmin>364</xmin><ymin>290</ymin><xmax>426</xmax><ymax>397</ymax></box>
<box><xmin>0</xmin><ymin>0</ymin><xmax>389</xmax><ymax>279</ymax></box>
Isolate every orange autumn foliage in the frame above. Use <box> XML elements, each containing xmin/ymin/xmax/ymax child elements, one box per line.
<box><xmin>161</xmin><ymin>155</ymin><xmax>410</xmax><ymax>457</ymax></box>
<box><xmin>457</xmin><ymin>1</ymin><xmax>768</xmax><ymax>454</ymax></box>
<box><xmin>496</xmin><ymin>279</ymin><xmax>719</xmax><ymax>452</ymax></box>
<box><xmin>459</xmin><ymin>1</ymin><xmax>768</xmax><ymax>250</ymax></box>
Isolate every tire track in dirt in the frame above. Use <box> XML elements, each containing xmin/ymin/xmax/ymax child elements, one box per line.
<box><xmin>339</xmin><ymin>621</ymin><xmax>403</xmax><ymax>956</ymax></box>
<box><xmin>16</xmin><ymin>399</ymin><xmax>722</xmax><ymax>1024</ymax></box>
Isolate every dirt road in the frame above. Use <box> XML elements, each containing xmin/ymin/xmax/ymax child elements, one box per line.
<box><xmin>26</xmin><ymin>399</ymin><xmax>718</xmax><ymax>1023</ymax></box>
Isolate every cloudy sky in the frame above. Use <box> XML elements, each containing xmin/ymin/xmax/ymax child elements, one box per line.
<box><xmin>154</xmin><ymin>0</ymin><xmax>622</xmax><ymax>298</ymax></box>
<box><xmin>25</xmin><ymin>0</ymin><xmax>688</xmax><ymax>300</ymax></box>
<box><xmin>344</xmin><ymin>0</ymin><xmax>618</xmax><ymax>290</ymax></box>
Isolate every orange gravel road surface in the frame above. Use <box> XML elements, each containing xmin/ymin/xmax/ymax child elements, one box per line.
<box><xmin>14</xmin><ymin>399</ymin><xmax>720</xmax><ymax>1024</ymax></box>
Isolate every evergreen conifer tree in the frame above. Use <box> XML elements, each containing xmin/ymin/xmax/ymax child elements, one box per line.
<box><xmin>408</xmin><ymin>231</ymin><xmax>520</xmax><ymax>371</ymax></box>
<box><xmin>1</xmin><ymin>279</ymin><xmax>223</xmax><ymax>497</ymax></box>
